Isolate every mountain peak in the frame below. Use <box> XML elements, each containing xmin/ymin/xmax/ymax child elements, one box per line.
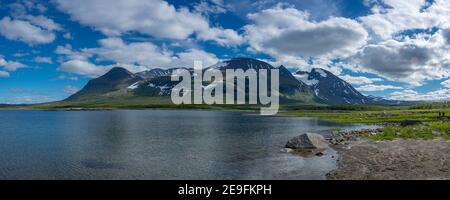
<box><xmin>293</xmin><ymin>68</ymin><xmax>368</xmax><ymax>105</ymax></box>
<box><xmin>65</xmin><ymin>67</ymin><xmax>141</xmax><ymax>101</ymax></box>
<box><xmin>311</xmin><ymin>68</ymin><xmax>329</xmax><ymax>78</ymax></box>
<box><xmin>215</xmin><ymin>57</ymin><xmax>274</xmax><ymax>70</ymax></box>
<box><xmin>103</xmin><ymin>67</ymin><xmax>135</xmax><ymax>79</ymax></box>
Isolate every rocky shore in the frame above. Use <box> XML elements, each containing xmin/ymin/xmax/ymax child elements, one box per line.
<box><xmin>326</xmin><ymin>128</ymin><xmax>450</xmax><ymax>180</ymax></box>
<box><xmin>326</xmin><ymin>128</ymin><xmax>383</xmax><ymax>146</ymax></box>
<box><xmin>285</xmin><ymin>127</ymin><xmax>450</xmax><ymax>180</ymax></box>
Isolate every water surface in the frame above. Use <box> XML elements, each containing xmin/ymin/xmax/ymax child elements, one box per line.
<box><xmin>0</xmin><ymin>110</ymin><xmax>375</xmax><ymax>180</ymax></box>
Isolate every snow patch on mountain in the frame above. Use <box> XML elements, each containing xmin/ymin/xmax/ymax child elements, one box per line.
<box><xmin>210</xmin><ymin>61</ymin><xmax>227</xmax><ymax>69</ymax></box>
<box><xmin>128</xmin><ymin>81</ymin><xmax>140</xmax><ymax>90</ymax></box>
<box><xmin>314</xmin><ymin>69</ymin><xmax>327</xmax><ymax>77</ymax></box>
<box><xmin>294</xmin><ymin>74</ymin><xmax>318</xmax><ymax>86</ymax></box>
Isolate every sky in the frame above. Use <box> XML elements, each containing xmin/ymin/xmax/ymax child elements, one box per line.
<box><xmin>1</xmin><ymin>0</ymin><xmax>450</xmax><ymax>104</ymax></box>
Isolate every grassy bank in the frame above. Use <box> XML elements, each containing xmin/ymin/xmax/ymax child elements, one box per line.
<box><xmin>367</xmin><ymin>122</ymin><xmax>450</xmax><ymax>141</ymax></box>
<box><xmin>283</xmin><ymin>106</ymin><xmax>450</xmax><ymax>141</ymax></box>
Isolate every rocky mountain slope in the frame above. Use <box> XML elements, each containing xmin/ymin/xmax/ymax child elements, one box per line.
<box><xmin>66</xmin><ymin>58</ymin><xmax>398</xmax><ymax>105</ymax></box>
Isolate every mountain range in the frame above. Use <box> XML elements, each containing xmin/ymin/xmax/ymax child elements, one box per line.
<box><xmin>66</xmin><ymin>58</ymin><xmax>403</xmax><ymax>106</ymax></box>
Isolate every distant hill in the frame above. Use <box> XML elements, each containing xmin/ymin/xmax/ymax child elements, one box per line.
<box><xmin>67</xmin><ymin>67</ymin><xmax>142</xmax><ymax>101</ymax></box>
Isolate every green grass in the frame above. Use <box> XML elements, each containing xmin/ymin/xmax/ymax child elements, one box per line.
<box><xmin>410</xmin><ymin>102</ymin><xmax>450</xmax><ymax>109</ymax></box>
<box><xmin>282</xmin><ymin>109</ymin><xmax>450</xmax><ymax>124</ymax></box>
<box><xmin>283</xmin><ymin>108</ymin><xmax>450</xmax><ymax>141</ymax></box>
<box><xmin>367</xmin><ymin>122</ymin><xmax>449</xmax><ymax>141</ymax></box>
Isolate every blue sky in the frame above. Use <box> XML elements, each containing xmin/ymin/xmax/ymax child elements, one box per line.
<box><xmin>1</xmin><ymin>0</ymin><xmax>450</xmax><ymax>104</ymax></box>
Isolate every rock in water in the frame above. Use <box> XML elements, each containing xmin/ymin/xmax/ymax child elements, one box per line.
<box><xmin>400</xmin><ymin>120</ymin><xmax>423</xmax><ymax>127</ymax></box>
<box><xmin>285</xmin><ymin>133</ymin><xmax>329</xmax><ymax>150</ymax></box>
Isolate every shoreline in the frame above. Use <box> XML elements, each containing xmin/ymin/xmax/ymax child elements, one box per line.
<box><xmin>328</xmin><ymin>138</ymin><xmax>450</xmax><ymax>180</ymax></box>
<box><xmin>322</xmin><ymin>126</ymin><xmax>450</xmax><ymax>180</ymax></box>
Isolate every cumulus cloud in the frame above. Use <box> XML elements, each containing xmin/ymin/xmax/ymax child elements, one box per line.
<box><xmin>0</xmin><ymin>71</ymin><xmax>10</xmax><ymax>78</ymax></box>
<box><xmin>173</xmin><ymin>49</ymin><xmax>221</xmax><ymax>68</ymax></box>
<box><xmin>239</xmin><ymin>1</ymin><xmax>450</xmax><ymax>88</ymax></box>
<box><xmin>194</xmin><ymin>0</ymin><xmax>228</xmax><ymax>15</ymax></box>
<box><xmin>349</xmin><ymin>30</ymin><xmax>450</xmax><ymax>86</ymax></box>
<box><xmin>0</xmin><ymin>17</ymin><xmax>56</xmax><ymax>44</ymax></box>
<box><xmin>56</xmin><ymin>38</ymin><xmax>219</xmax><ymax>76</ymax></box>
<box><xmin>34</xmin><ymin>56</ymin><xmax>53</xmax><ymax>64</ymax></box>
<box><xmin>243</xmin><ymin>5</ymin><xmax>368</xmax><ymax>67</ymax></box>
<box><xmin>8</xmin><ymin>0</ymin><xmax>48</xmax><ymax>15</ymax></box>
<box><xmin>360</xmin><ymin>0</ymin><xmax>450</xmax><ymax>40</ymax></box>
<box><xmin>442</xmin><ymin>79</ymin><xmax>450</xmax><ymax>88</ymax></box>
<box><xmin>0</xmin><ymin>56</ymin><xmax>27</xmax><ymax>71</ymax></box>
<box><xmin>356</xmin><ymin>84</ymin><xmax>403</xmax><ymax>92</ymax></box>
<box><xmin>87</xmin><ymin>37</ymin><xmax>174</xmax><ymax>67</ymax></box>
<box><xmin>339</xmin><ymin>75</ymin><xmax>383</xmax><ymax>85</ymax></box>
<box><xmin>53</xmin><ymin>0</ymin><xmax>243</xmax><ymax>46</ymax></box>
<box><xmin>22</xmin><ymin>15</ymin><xmax>62</xmax><ymax>31</ymax></box>
<box><xmin>63</xmin><ymin>32</ymin><xmax>72</xmax><ymax>40</ymax></box>
<box><xmin>58</xmin><ymin>60</ymin><xmax>110</xmax><ymax>77</ymax></box>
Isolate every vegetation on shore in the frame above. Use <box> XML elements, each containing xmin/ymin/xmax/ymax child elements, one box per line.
<box><xmin>283</xmin><ymin>102</ymin><xmax>450</xmax><ymax>141</ymax></box>
<box><xmin>367</xmin><ymin>122</ymin><xmax>450</xmax><ymax>141</ymax></box>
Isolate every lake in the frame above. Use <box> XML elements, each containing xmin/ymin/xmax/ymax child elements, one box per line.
<box><xmin>0</xmin><ymin>110</ymin><xmax>375</xmax><ymax>180</ymax></box>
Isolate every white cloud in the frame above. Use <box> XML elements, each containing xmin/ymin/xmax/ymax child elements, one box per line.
<box><xmin>356</xmin><ymin>84</ymin><xmax>403</xmax><ymax>92</ymax></box>
<box><xmin>243</xmin><ymin>5</ymin><xmax>368</xmax><ymax>67</ymax></box>
<box><xmin>8</xmin><ymin>0</ymin><xmax>48</xmax><ymax>15</ymax></box>
<box><xmin>348</xmin><ymin>30</ymin><xmax>450</xmax><ymax>86</ymax></box>
<box><xmin>0</xmin><ymin>56</ymin><xmax>27</xmax><ymax>71</ymax></box>
<box><xmin>0</xmin><ymin>58</ymin><xmax>5</xmax><ymax>66</ymax></box>
<box><xmin>63</xmin><ymin>32</ymin><xmax>72</xmax><ymax>39</ymax></box>
<box><xmin>87</xmin><ymin>37</ymin><xmax>174</xmax><ymax>67</ymax></box>
<box><xmin>57</xmin><ymin>60</ymin><xmax>110</xmax><ymax>77</ymax></box>
<box><xmin>56</xmin><ymin>37</ymin><xmax>220</xmax><ymax>76</ymax></box>
<box><xmin>53</xmin><ymin>0</ymin><xmax>243</xmax><ymax>46</ymax></box>
<box><xmin>63</xmin><ymin>85</ymin><xmax>79</xmax><ymax>94</ymax></box>
<box><xmin>0</xmin><ymin>17</ymin><xmax>56</xmax><ymax>44</ymax></box>
<box><xmin>339</xmin><ymin>75</ymin><xmax>383</xmax><ymax>85</ymax></box>
<box><xmin>442</xmin><ymin>79</ymin><xmax>450</xmax><ymax>88</ymax></box>
<box><xmin>34</xmin><ymin>56</ymin><xmax>53</xmax><ymax>64</ymax></box>
<box><xmin>2</xmin><ymin>61</ymin><xmax>27</xmax><ymax>71</ymax></box>
<box><xmin>389</xmin><ymin>89</ymin><xmax>450</xmax><ymax>101</ymax></box>
<box><xmin>360</xmin><ymin>0</ymin><xmax>450</xmax><ymax>40</ymax></box>
<box><xmin>22</xmin><ymin>15</ymin><xmax>62</xmax><ymax>31</ymax></box>
<box><xmin>170</xmin><ymin>49</ymin><xmax>219</xmax><ymax>68</ymax></box>
<box><xmin>194</xmin><ymin>0</ymin><xmax>228</xmax><ymax>15</ymax></box>
<box><xmin>0</xmin><ymin>71</ymin><xmax>10</xmax><ymax>78</ymax></box>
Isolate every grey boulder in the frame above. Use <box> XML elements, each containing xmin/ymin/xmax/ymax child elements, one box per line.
<box><xmin>285</xmin><ymin>133</ymin><xmax>329</xmax><ymax>150</ymax></box>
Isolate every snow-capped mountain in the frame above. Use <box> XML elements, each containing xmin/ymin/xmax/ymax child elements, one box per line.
<box><xmin>211</xmin><ymin>58</ymin><xmax>314</xmax><ymax>103</ymax></box>
<box><xmin>66</xmin><ymin>57</ymin><xmax>404</xmax><ymax>106</ymax></box>
<box><xmin>135</xmin><ymin>68</ymin><xmax>182</xmax><ymax>79</ymax></box>
<box><xmin>211</xmin><ymin>57</ymin><xmax>274</xmax><ymax>70</ymax></box>
<box><xmin>294</xmin><ymin>68</ymin><xmax>369</xmax><ymax>105</ymax></box>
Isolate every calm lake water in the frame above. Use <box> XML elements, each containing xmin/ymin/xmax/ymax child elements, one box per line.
<box><xmin>0</xmin><ymin>110</ymin><xmax>375</xmax><ymax>180</ymax></box>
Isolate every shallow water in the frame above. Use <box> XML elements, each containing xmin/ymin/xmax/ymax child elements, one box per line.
<box><xmin>0</xmin><ymin>110</ymin><xmax>376</xmax><ymax>180</ymax></box>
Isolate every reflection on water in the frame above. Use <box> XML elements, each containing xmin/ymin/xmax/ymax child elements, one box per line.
<box><xmin>0</xmin><ymin>110</ymin><xmax>375</xmax><ymax>180</ymax></box>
